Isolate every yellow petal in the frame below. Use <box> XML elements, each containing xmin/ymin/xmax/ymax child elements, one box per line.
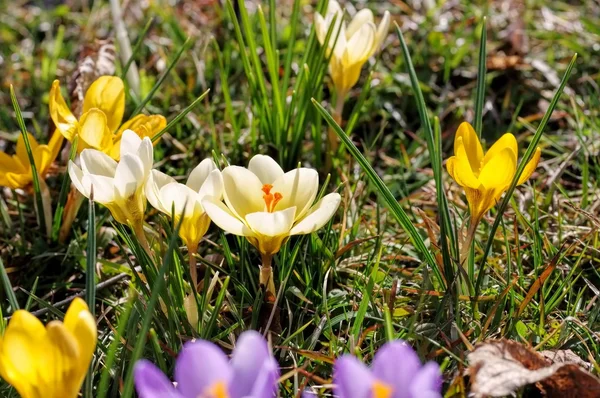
<box><xmin>63</xmin><ymin>298</ymin><xmax>97</xmax><ymax>380</ymax></box>
<box><xmin>16</xmin><ymin>133</ymin><xmax>39</xmax><ymax>164</ymax></box>
<box><xmin>116</xmin><ymin>114</ymin><xmax>167</xmax><ymax>141</ymax></box>
<box><xmin>33</xmin><ymin>145</ymin><xmax>52</xmax><ymax>176</ymax></box>
<box><xmin>482</xmin><ymin>133</ymin><xmax>518</xmax><ymax>168</ymax></box>
<box><xmin>454</xmin><ymin>122</ymin><xmax>483</xmax><ymax>174</ymax></box>
<box><xmin>49</xmin><ymin>80</ymin><xmax>79</xmax><ymax>141</ymax></box>
<box><xmin>478</xmin><ymin>147</ymin><xmax>516</xmax><ymax>190</ymax></box>
<box><xmin>42</xmin><ymin>321</ymin><xmax>81</xmax><ymax>397</ymax></box>
<box><xmin>517</xmin><ymin>147</ymin><xmax>541</xmax><ymax>185</ymax></box>
<box><xmin>5</xmin><ymin>172</ymin><xmax>32</xmax><ymax>189</ymax></box>
<box><xmin>451</xmin><ymin>137</ymin><xmax>482</xmax><ymax>189</ymax></box>
<box><xmin>0</xmin><ymin>152</ymin><xmax>26</xmax><ymax>174</ymax></box>
<box><xmin>83</xmin><ymin>76</ymin><xmax>125</xmax><ymax>133</ymax></box>
<box><xmin>79</xmin><ymin>109</ymin><xmax>113</xmax><ymax>153</ymax></box>
<box><xmin>47</xmin><ymin>130</ymin><xmax>65</xmax><ymax>164</ymax></box>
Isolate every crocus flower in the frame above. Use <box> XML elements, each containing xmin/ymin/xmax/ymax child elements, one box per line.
<box><xmin>333</xmin><ymin>340</ymin><xmax>442</xmax><ymax>398</ymax></box>
<box><xmin>68</xmin><ymin>129</ymin><xmax>153</xmax><ymax>229</ymax></box>
<box><xmin>202</xmin><ymin>155</ymin><xmax>341</xmax><ymax>257</ymax></box>
<box><xmin>0</xmin><ymin>298</ymin><xmax>97</xmax><ymax>398</ymax></box>
<box><xmin>0</xmin><ymin>131</ymin><xmax>63</xmax><ymax>190</ymax></box>
<box><xmin>146</xmin><ymin>158</ymin><xmax>223</xmax><ymax>284</ymax></box>
<box><xmin>134</xmin><ymin>330</ymin><xmax>279</xmax><ymax>398</ymax></box>
<box><xmin>314</xmin><ymin>0</ymin><xmax>390</xmax><ymax>99</ymax></box>
<box><xmin>446</xmin><ymin>122</ymin><xmax>541</xmax><ymax>224</ymax></box>
<box><xmin>49</xmin><ymin>76</ymin><xmax>166</xmax><ymax>158</ymax></box>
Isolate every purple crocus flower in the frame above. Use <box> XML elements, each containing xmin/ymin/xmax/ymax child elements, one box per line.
<box><xmin>333</xmin><ymin>340</ymin><xmax>442</xmax><ymax>398</ymax></box>
<box><xmin>134</xmin><ymin>331</ymin><xmax>279</xmax><ymax>398</ymax></box>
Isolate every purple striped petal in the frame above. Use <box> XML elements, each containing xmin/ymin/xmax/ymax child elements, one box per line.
<box><xmin>229</xmin><ymin>331</ymin><xmax>272</xmax><ymax>397</ymax></box>
<box><xmin>333</xmin><ymin>355</ymin><xmax>374</xmax><ymax>398</ymax></box>
<box><xmin>175</xmin><ymin>340</ymin><xmax>233</xmax><ymax>397</ymax></box>
<box><xmin>134</xmin><ymin>360</ymin><xmax>182</xmax><ymax>398</ymax></box>
<box><xmin>371</xmin><ymin>341</ymin><xmax>421</xmax><ymax>398</ymax></box>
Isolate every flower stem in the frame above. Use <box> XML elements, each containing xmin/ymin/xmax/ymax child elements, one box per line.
<box><xmin>188</xmin><ymin>242</ymin><xmax>199</xmax><ymax>288</ymax></box>
<box><xmin>132</xmin><ymin>221</ymin><xmax>152</xmax><ymax>258</ymax></box>
<box><xmin>325</xmin><ymin>93</ymin><xmax>346</xmax><ymax>173</ymax></box>
<box><xmin>259</xmin><ymin>253</ymin><xmax>276</xmax><ymax>299</ymax></box>
<box><xmin>59</xmin><ymin>188</ymin><xmax>84</xmax><ymax>244</ymax></box>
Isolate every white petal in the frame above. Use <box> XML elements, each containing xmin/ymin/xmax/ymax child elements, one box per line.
<box><xmin>374</xmin><ymin>10</ymin><xmax>390</xmax><ymax>51</ymax></box>
<box><xmin>145</xmin><ymin>169</ymin><xmax>176</xmax><ymax>213</ymax></box>
<box><xmin>248</xmin><ymin>155</ymin><xmax>284</xmax><ymax>185</ymax></box>
<box><xmin>86</xmin><ymin>174</ymin><xmax>117</xmax><ymax>204</ymax></box>
<box><xmin>202</xmin><ymin>197</ymin><xmax>253</xmax><ymax>237</ymax></box>
<box><xmin>120</xmin><ymin>129</ymin><xmax>142</xmax><ymax>157</ymax></box>
<box><xmin>346</xmin><ymin>8</ymin><xmax>374</xmax><ymax>38</ymax></box>
<box><xmin>290</xmin><ymin>193</ymin><xmax>341</xmax><ymax>235</ymax></box>
<box><xmin>197</xmin><ymin>170</ymin><xmax>223</xmax><ymax>201</ymax></box>
<box><xmin>160</xmin><ymin>182</ymin><xmax>202</xmax><ymax>218</ymax></box>
<box><xmin>345</xmin><ymin>22</ymin><xmax>375</xmax><ymax>63</ymax></box>
<box><xmin>136</xmin><ymin>137</ymin><xmax>154</xmax><ymax>175</ymax></box>
<box><xmin>326</xmin><ymin>0</ymin><xmax>342</xmax><ymax>16</ymax></box>
<box><xmin>80</xmin><ymin>149</ymin><xmax>117</xmax><ymax>177</ymax></box>
<box><xmin>332</xmin><ymin>21</ymin><xmax>347</xmax><ymax>59</ymax></box>
<box><xmin>314</xmin><ymin>13</ymin><xmax>327</xmax><ymax>44</ymax></box>
<box><xmin>114</xmin><ymin>154</ymin><xmax>145</xmax><ymax>200</ymax></box>
<box><xmin>245</xmin><ymin>207</ymin><xmax>296</xmax><ymax>237</ymax></box>
<box><xmin>187</xmin><ymin>158</ymin><xmax>217</xmax><ymax>192</ymax></box>
<box><xmin>222</xmin><ymin>166</ymin><xmax>265</xmax><ymax>218</ymax></box>
<box><xmin>271</xmin><ymin>168</ymin><xmax>318</xmax><ymax>220</ymax></box>
<box><xmin>68</xmin><ymin>161</ymin><xmax>90</xmax><ymax>197</ymax></box>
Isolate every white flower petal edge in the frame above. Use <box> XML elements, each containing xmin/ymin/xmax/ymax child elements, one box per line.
<box><xmin>202</xmin><ymin>197</ymin><xmax>255</xmax><ymax>237</ymax></box>
<box><xmin>187</xmin><ymin>158</ymin><xmax>218</xmax><ymax>192</ymax></box>
<box><xmin>248</xmin><ymin>154</ymin><xmax>285</xmax><ymax>185</ymax></box>
<box><xmin>245</xmin><ymin>207</ymin><xmax>297</xmax><ymax>237</ymax></box>
<box><xmin>146</xmin><ymin>170</ymin><xmax>176</xmax><ymax>213</ymax></box>
<box><xmin>290</xmin><ymin>193</ymin><xmax>341</xmax><ymax>235</ymax></box>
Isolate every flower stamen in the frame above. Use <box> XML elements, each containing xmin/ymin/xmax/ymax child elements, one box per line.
<box><xmin>262</xmin><ymin>184</ymin><xmax>283</xmax><ymax>213</ymax></box>
<box><xmin>372</xmin><ymin>380</ymin><xmax>393</xmax><ymax>398</ymax></box>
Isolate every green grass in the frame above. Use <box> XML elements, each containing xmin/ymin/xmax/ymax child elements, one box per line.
<box><xmin>1</xmin><ymin>0</ymin><xmax>599</xmax><ymax>397</ymax></box>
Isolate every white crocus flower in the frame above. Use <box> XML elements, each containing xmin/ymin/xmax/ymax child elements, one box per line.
<box><xmin>202</xmin><ymin>155</ymin><xmax>341</xmax><ymax>257</ymax></box>
<box><xmin>145</xmin><ymin>158</ymin><xmax>223</xmax><ymax>284</ymax></box>
<box><xmin>314</xmin><ymin>0</ymin><xmax>390</xmax><ymax>98</ymax></box>
<box><xmin>68</xmin><ymin>129</ymin><xmax>153</xmax><ymax>231</ymax></box>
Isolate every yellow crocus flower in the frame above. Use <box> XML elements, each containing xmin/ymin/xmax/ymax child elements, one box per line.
<box><xmin>0</xmin><ymin>298</ymin><xmax>97</xmax><ymax>398</ymax></box>
<box><xmin>0</xmin><ymin>131</ymin><xmax>63</xmax><ymax>190</ymax></box>
<box><xmin>446</xmin><ymin>122</ymin><xmax>541</xmax><ymax>224</ymax></box>
<box><xmin>49</xmin><ymin>76</ymin><xmax>166</xmax><ymax>158</ymax></box>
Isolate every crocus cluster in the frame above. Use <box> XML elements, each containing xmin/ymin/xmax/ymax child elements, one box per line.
<box><xmin>0</xmin><ymin>298</ymin><xmax>97</xmax><ymax>398</ymax></box>
<box><xmin>134</xmin><ymin>333</ymin><xmax>443</xmax><ymax>398</ymax></box>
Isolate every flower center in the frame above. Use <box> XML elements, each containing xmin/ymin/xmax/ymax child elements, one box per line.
<box><xmin>262</xmin><ymin>184</ymin><xmax>283</xmax><ymax>213</ymax></box>
<box><xmin>371</xmin><ymin>380</ymin><xmax>393</xmax><ymax>398</ymax></box>
<box><xmin>203</xmin><ymin>381</ymin><xmax>229</xmax><ymax>398</ymax></box>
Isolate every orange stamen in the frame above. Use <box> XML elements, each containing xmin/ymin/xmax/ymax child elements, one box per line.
<box><xmin>262</xmin><ymin>184</ymin><xmax>283</xmax><ymax>212</ymax></box>
<box><xmin>206</xmin><ymin>381</ymin><xmax>229</xmax><ymax>398</ymax></box>
<box><xmin>372</xmin><ymin>380</ymin><xmax>393</xmax><ymax>398</ymax></box>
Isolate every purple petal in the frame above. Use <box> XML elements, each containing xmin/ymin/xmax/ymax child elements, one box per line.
<box><xmin>175</xmin><ymin>340</ymin><xmax>233</xmax><ymax>398</ymax></box>
<box><xmin>409</xmin><ymin>362</ymin><xmax>442</xmax><ymax>398</ymax></box>
<box><xmin>248</xmin><ymin>357</ymin><xmax>280</xmax><ymax>398</ymax></box>
<box><xmin>134</xmin><ymin>360</ymin><xmax>182</xmax><ymax>398</ymax></box>
<box><xmin>229</xmin><ymin>331</ymin><xmax>272</xmax><ymax>397</ymax></box>
<box><xmin>371</xmin><ymin>341</ymin><xmax>422</xmax><ymax>398</ymax></box>
<box><xmin>333</xmin><ymin>355</ymin><xmax>374</xmax><ymax>398</ymax></box>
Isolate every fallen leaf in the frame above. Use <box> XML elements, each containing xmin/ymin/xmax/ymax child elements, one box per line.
<box><xmin>468</xmin><ymin>339</ymin><xmax>600</xmax><ymax>397</ymax></box>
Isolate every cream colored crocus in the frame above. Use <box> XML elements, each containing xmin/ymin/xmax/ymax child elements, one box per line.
<box><xmin>49</xmin><ymin>76</ymin><xmax>166</xmax><ymax>158</ymax></box>
<box><xmin>68</xmin><ymin>129</ymin><xmax>153</xmax><ymax>246</ymax></box>
<box><xmin>315</xmin><ymin>0</ymin><xmax>390</xmax><ymax>100</ymax></box>
<box><xmin>0</xmin><ymin>298</ymin><xmax>97</xmax><ymax>398</ymax></box>
<box><xmin>146</xmin><ymin>158</ymin><xmax>223</xmax><ymax>285</ymax></box>
<box><xmin>202</xmin><ymin>155</ymin><xmax>341</xmax><ymax>295</ymax></box>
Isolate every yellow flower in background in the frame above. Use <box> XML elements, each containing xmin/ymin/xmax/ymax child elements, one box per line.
<box><xmin>446</xmin><ymin>122</ymin><xmax>541</xmax><ymax>223</ymax></box>
<box><xmin>0</xmin><ymin>131</ymin><xmax>63</xmax><ymax>189</ymax></box>
<box><xmin>49</xmin><ymin>76</ymin><xmax>166</xmax><ymax>158</ymax></box>
<box><xmin>315</xmin><ymin>0</ymin><xmax>390</xmax><ymax>98</ymax></box>
<box><xmin>0</xmin><ymin>298</ymin><xmax>97</xmax><ymax>398</ymax></box>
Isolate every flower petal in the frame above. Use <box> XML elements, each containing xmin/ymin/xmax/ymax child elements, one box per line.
<box><xmin>271</xmin><ymin>168</ymin><xmax>319</xmax><ymax>219</ymax></box>
<box><xmin>197</xmin><ymin>170</ymin><xmax>223</xmax><ymax>202</ymax></box>
<box><xmin>68</xmin><ymin>161</ymin><xmax>90</xmax><ymax>197</ymax></box>
<box><xmin>222</xmin><ymin>166</ymin><xmax>266</xmax><ymax>218</ymax></box>
<box><xmin>160</xmin><ymin>182</ymin><xmax>202</xmax><ymax>218</ymax></box>
<box><xmin>174</xmin><ymin>340</ymin><xmax>233</xmax><ymax>398</ymax></box>
<box><xmin>202</xmin><ymin>197</ymin><xmax>254</xmax><ymax>237</ymax></box>
<box><xmin>49</xmin><ymin>80</ymin><xmax>78</xmax><ymax>141</ymax></box>
<box><xmin>409</xmin><ymin>362</ymin><xmax>443</xmax><ymax>397</ymax></box>
<box><xmin>290</xmin><ymin>193</ymin><xmax>341</xmax><ymax>235</ymax></box>
<box><xmin>482</xmin><ymin>133</ymin><xmax>518</xmax><ymax>168</ymax></box>
<box><xmin>83</xmin><ymin>76</ymin><xmax>125</xmax><ymax>133</ymax></box>
<box><xmin>478</xmin><ymin>147</ymin><xmax>516</xmax><ymax>191</ymax></box>
<box><xmin>450</xmin><ymin>137</ymin><xmax>482</xmax><ymax>189</ymax></box>
<box><xmin>249</xmin><ymin>358</ymin><xmax>280</xmax><ymax>398</ymax></box>
<box><xmin>454</xmin><ymin>122</ymin><xmax>483</xmax><ymax>174</ymax></box>
<box><xmin>134</xmin><ymin>360</ymin><xmax>182</xmax><ymax>398</ymax></box>
<box><xmin>346</xmin><ymin>8</ymin><xmax>374</xmax><ymax>39</ymax></box>
<box><xmin>80</xmin><ymin>149</ymin><xmax>118</xmax><ymax>177</ymax></box>
<box><xmin>333</xmin><ymin>355</ymin><xmax>374</xmax><ymax>398</ymax></box>
<box><xmin>86</xmin><ymin>174</ymin><xmax>118</xmax><ymax>204</ymax></box>
<box><xmin>245</xmin><ymin>207</ymin><xmax>297</xmax><ymax>237</ymax></box>
<box><xmin>119</xmin><ymin>129</ymin><xmax>143</xmax><ymax>158</ymax></box>
<box><xmin>187</xmin><ymin>158</ymin><xmax>218</xmax><ymax>192</ymax></box>
<box><xmin>79</xmin><ymin>109</ymin><xmax>113</xmax><ymax>152</ymax></box>
<box><xmin>113</xmin><ymin>153</ymin><xmax>145</xmax><ymax>200</ymax></box>
<box><xmin>62</xmin><ymin>298</ymin><xmax>97</xmax><ymax>388</ymax></box>
<box><xmin>248</xmin><ymin>155</ymin><xmax>285</xmax><ymax>185</ymax></box>
<box><xmin>371</xmin><ymin>340</ymin><xmax>422</xmax><ymax>397</ymax></box>
<box><xmin>146</xmin><ymin>170</ymin><xmax>176</xmax><ymax>213</ymax></box>
<box><xmin>374</xmin><ymin>11</ymin><xmax>390</xmax><ymax>51</ymax></box>
<box><xmin>16</xmin><ymin>133</ymin><xmax>39</xmax><ymax>163</ymax></box>
<box><xmin>230</xmin><ymin>330</ymin><xmax>273</xmax><ymax>398</ymax></box>
<box><xmin>136</xmin><ymin>137</ymin><xmax>154</xmax><ymax>176</ymax></box>
<box><xmin>517</xmin><ymin>147</ymin><xmax>541</xmax><ymax>185</ymax></box>
<box><xmin>345</xmin><ymin>22</ymin><xmax>375</xmax><ymax>64</ymax></box>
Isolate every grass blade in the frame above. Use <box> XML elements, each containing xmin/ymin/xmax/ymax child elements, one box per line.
<box><xmin>121</xmin><ymin>17</ymin><xmax>154</xmax><ymax>79</ymax></box>
<box><xmin>84</xmin><ymin>194</ymin><xmax>97</xmax><ymax>397</ymax></box>
<box><xmin>473</xmin><ymin>16</ymin><xmax>487</xmax><ymax>136</ymax></box>
<box><xmin>151</xmin><ymin>89</ymin><xmax>210</xmax><ymax>142</ymax></box>
<box><xmin>0</xmin><ymin>257</ymin><xmax>19</xmax><ymax>312</ymax></box>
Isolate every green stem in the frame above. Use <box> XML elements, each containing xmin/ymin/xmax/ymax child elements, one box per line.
<box><xmin>259</xmin><ymin>253</ymin><xmax>276</xmax><ymax>298</ymax></box>
<box><xmin>132</xmin><ymin>221</ymin><xmax>152</xmax><ymax>258</ymax></box>
<box><xmin>188</xmin><ymin>242</ymin><xmax>199</xmax><ymax>288</ymax></box>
